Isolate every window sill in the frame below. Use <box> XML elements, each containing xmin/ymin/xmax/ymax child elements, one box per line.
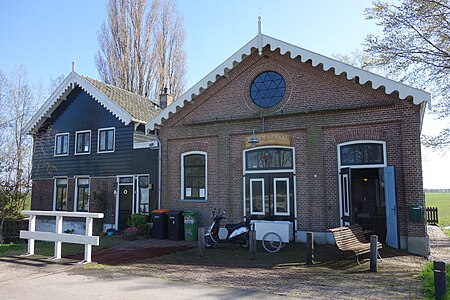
<box><xmin>97</xmin><ymin>150</ymin><xmax>115</xmax><ymax>154</ymax></box>
<box><xmin>54</xmin><ymin>154</ymin><xmax>69</xmax><ymax>157</ymax></box>
<box><xmin>179</xmin><ymin>198</ymin><xmax>207</xmax><ymax>203</ymax></box>
<box><xmin>74</xmin><ymin>152</ymin><xmax>90</xmax><ymax>155</ymax></box>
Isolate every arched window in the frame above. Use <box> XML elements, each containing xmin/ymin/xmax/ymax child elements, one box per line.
<box><xmin>245</xmin><ymin>147</ymin><xmax>293</xmax><ymax>171</ymax></box>
<box><xmin>181</xmin><ymin>151</ymin><xmax>207</xmax><ymax>201</ymax></box>
<box><xmin>339</xmin><ymin>141</ymin><xmax>385</xmax><ymax>167</ymax></box>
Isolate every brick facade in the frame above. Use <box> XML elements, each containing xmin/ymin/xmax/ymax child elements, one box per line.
<box><xmin>31</xmin><ymin>177</ymin><xmax>117</xmax><ymax>225</ymax></box>
<box><xmin>157</xmin><ymin>48</ymin><xmax>427</xmax><ymax>253</ymax></box>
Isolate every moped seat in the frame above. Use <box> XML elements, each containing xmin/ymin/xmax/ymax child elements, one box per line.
<box><xmin>225</xmin><ymin>222</ymin><xmax>247</xmax><ymax>231</ymax></box>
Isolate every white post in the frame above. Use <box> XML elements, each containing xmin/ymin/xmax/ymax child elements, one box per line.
<box><xmin>54</xmin><ymin>215</ymin><xmax>63</xmax><ymax>259</ymax></box>
<box><xmin>27</xmin><ymin>214</ymin><xmax>36</xmax><ymax>255</ymax></box>
<box><xmin>84</xmin><ymin>217</ymin><xmax>93</xmax><ymax>263</ymax></box>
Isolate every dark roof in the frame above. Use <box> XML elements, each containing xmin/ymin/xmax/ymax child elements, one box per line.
<box><xmin>81</xmin><ymin>75</ymin><xmax>160</xmax><ymax>122</ymax></box>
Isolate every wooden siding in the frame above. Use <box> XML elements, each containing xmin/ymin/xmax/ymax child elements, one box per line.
<box><xmin>32</xmin><ymin>87</ymin><xmax>158</xmax><ymax>179</ymax></box>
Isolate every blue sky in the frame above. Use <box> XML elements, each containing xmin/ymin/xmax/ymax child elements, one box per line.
<box><xmin>0</xmin><ymin>0</ymin><xmax>381</xmax><ymax>87</ymax></box>
<box><xmin>0</xmin><ymin>0</ymin><xmax>448</xmax><ymax>188</ymax></box>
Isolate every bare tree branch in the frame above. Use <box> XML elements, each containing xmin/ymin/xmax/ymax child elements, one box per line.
<box><xmin>96</xmin><ymin>0</ymin><xmax>186</xmax><ymax>99</ymax></box>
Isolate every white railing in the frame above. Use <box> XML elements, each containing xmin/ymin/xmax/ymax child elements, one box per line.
<box><xmin>20</xmin><ymin>210</ymin><xmax>104</xmax><ymax>263</ymax></box>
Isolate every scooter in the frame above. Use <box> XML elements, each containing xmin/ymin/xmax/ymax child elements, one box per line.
<box><xmin>204</xmin><ymin>209</ymin><xmax>250</xmax><ymax>248</ymax></box>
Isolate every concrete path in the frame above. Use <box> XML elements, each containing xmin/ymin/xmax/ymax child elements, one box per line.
<box><xmin>428</xmin><ymin>225</ymin><xmax>450</xmax><ymax>262</ymax></box>
<box><xmin>0</xmin><ymin>255</ymin><xmax>286</xmax><ymax>299</ymax></box>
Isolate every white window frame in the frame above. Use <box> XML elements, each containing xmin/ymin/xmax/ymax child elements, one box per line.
<box><xmin>53</xmin><ymin>177</ymin><xmax>68</xmax><ymax>211</ymax></box>
<box><xmin>337</xmin><ymin>140</ymin><xmax>387</xmax><ymax>226</ymax></box>
<box><xmin>54</xmin><ymin>132</ymin><xmax>69</xmax><ymax>156</ymax></box>
<box><xmin>181</xmin><ymin>151</ymin><xmax>207</xmax><ymax>202</ymax></box>
<box><xmin>75</xmin><ymin>130</ymin><xmax>91</xmax><ymax>155</ymax></box>
<box><xmin>338</xmin><ymin>140</ymin><xmax>387</xmax><ymax>169</ymax></box>
<box><xmin>97</xmin><ymin>127</ymin><xmax>115</xmax><ymax>153</ymax></box>
<box><xmin>274</xmin><ymin>177</ymin><xmax>290</xmax><ymax>216</ymax></box>
<box><xmin>136</xmin><ymin>174</ymin><xmax>150</xmax><ymax>214</ymax></box>
<box><xmin>74</xmin><ymin>176</ymin><xmax>90</xmax><ymax>212</ymax></box>
<box><xmin>250</xmin><ymin>178</ymin><xmax>265</xmax><ymax>215</ymax></box>
<box><xmin>242</xmin><ymin>146</ymin><xmax>295</xmax><ymax>174</ymax></box>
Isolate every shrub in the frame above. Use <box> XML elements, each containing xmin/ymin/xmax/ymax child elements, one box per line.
<box><xmin>127</xmin><ymin>214</ymin><xmax>149</xmax><ymax>235</ymax></box>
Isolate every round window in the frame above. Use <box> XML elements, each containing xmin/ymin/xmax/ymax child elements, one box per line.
<box><xmin>250</xmin><ymin>71</ymin><xmax>286</xmax><ymax>108</ymax></box>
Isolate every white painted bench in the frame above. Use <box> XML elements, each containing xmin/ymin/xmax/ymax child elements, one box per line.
<box><xmin>20</xmin><ymin>210</ymin><xmax>104</xmax><ymax>263</ymax></box>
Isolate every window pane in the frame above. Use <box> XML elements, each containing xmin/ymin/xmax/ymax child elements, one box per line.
<box><xmin>340</xmin><ymin>143</ymin><xmax>384</xmax><ymax>165</ymax></box>
<box><xmin>100</xmin><ymin>131</ymin><xmax>106</xmax><ymax>151</ymax></box>
<box><xmin>246</xmin><ymin>148</ymin><xmax>293</xmax><ymax>170</ymax></box>
<box><xmin>275</xmin><ymin>180</ymin><xmax>288</xmax><ymax>214</ymax></box>
<box><xmin>99</xmin><ymin>129</ymin><xmax>114</xmax><ymax>152</ymax></box>
<box><xmin>55</xmin><ymin>134</ymin><xmax>68</xmax><ymax>155</ymax></box>
<box><xmin>78</xmin><ymin>178</ymin><xmax>89</xmax><ymax>186</ymax></box>
<box><xmin>84</xmin><ymin>133</ymin><xmax>90</xmax><ymax>152</ymax></box>
<box><xmin>119</xmin><ymin>177</ymin><xmax>134</xmax><ymax>184</ymax></box>
<box><xmin>76</xmin><ymin>132</ymin><xmax>90</xmax><ymax>153</ymax></box>
<box><xmin>57</xmin><ymin>178</ymin><xmax>67</xmax><ymax>185</ymax></box>
<box><xmin>183</xmin><ymin>154</ymin><xmax>206</xmax><ymax>199</ymax></box>
<box><xmin>62</xmin><ymin>135</ymin><xmax>68</xmax><ymax>154</ymax></box>
<box><xmin>55</xmin><ymin>178</ymin><xmax>68</xmax><ymax>211</ymax></box>
<box><xmin>107</xmin><ymin>130</ymin><xmax>114</xmax><ymax>150</ymax></box>
<box><xmin>251</xmin><ymin>180</ymin><xmax>263</xmax><ymax>213</ymax></box>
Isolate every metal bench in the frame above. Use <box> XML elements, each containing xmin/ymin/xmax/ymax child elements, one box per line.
<box><xmin>329</xmin><ymin>224</ymin><xmax>382</xmax><ymax>264</ymax></box>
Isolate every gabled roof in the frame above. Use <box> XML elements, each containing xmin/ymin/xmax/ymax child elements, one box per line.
<box><xmin>146</xmin><ymin>33</ymin><xmax>431</xmax><ymax>131</ymax></box>
<box><xmin>24</xmin><ymin>71</ymin><xmax>159</xmax><ymax>134</ymax></box>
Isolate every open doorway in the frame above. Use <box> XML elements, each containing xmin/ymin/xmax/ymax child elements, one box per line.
<box><xmin>351</xmin><ymin>168</ymin><xmax>386</xmax><ymax>242</ymax></box>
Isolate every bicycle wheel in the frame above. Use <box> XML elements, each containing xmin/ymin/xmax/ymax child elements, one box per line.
<box><xmin>262</xmin><ymin>232</ymin><xmax>283</xmax><ymax>253</ymax></box>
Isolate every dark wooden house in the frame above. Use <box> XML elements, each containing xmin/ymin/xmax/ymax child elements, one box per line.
<box><xmin>25</xmin><ymin>71</ymin><xmax>160</xmax><ymax>231</ymax></box>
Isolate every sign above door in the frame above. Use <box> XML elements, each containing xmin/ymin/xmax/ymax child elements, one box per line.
<box><xmin>244</xmin><ymin>132</ymin><xmax>292</xmax><ymax>148</ymax></box>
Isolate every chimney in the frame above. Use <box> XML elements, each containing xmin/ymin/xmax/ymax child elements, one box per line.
<box><xmin>159</xmin><ymin>87</ymin><xmax>174</xmax><ymax>109</ymax></box>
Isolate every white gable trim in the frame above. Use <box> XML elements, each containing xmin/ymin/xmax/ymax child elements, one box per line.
<box><xmin>24</xmin><ymin>71</ymin><xmax>133</xmax><ymax>134</ymax></box>
<box><xmin>146</xmin><ymin>34</ymin><xmax>431</xmax><ymax>131</ymax></box>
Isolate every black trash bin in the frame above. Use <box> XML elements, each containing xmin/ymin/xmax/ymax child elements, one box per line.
<box><xmin>151</xmin><ymin>209</ymin><xmax>169</xmax><ymax>239</ymax></box>
<box><xmin>167</xmin><ymin>210</ymin><xmax>185</xmax><ymax>240</ymax></box>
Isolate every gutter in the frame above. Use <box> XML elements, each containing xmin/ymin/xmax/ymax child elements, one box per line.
<box><xmin>148</xmin><ymin>131</ymin><xmax>162</xmax><ymax>210</ymax></box>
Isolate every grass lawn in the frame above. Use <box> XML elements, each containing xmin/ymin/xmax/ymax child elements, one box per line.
<box><xmin>425</xmin><ymin>192</ymin><xmax>450</xmax><ymax>236</ymax></box>
<box><xmin>0</xmin><ymin>235</ymin><xmax>123</xmax><ymax>257</ymax></box>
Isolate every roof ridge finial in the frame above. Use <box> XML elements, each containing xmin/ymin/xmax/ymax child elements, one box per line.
<box><xmin>258</xmin><ymin>15</ymin><xmax>262</xmax><ymax>35</ymax></box>
<box><xmin>258</xmin><ymin>16</ymin><xmax>263</xmax><ymax>56</ymax></box>
<box><xmin>72</xmin><ymin>61</ymin><xmax>76</xmax><ymax>72</ymax></box>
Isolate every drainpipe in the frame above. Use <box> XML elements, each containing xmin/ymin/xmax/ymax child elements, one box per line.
<box><xmin>152</xmin><ymin>131</ymin><xmax>162</xmax><ymax>210</ymax></box>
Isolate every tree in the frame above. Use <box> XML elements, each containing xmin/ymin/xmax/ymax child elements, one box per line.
<box><xmin>364</xmin><ymin>0</ymin><xmax>450</xmax><ymax>149</ymax></box>
<box><xmin>96</xmin><ymin>0</ymin><xmax>186</xmax><ymax>100</ymax></box>
<box><xmin>0</xmin><ymin>66</ymin><xmax>35</xmax><ymax>243</ymax></box>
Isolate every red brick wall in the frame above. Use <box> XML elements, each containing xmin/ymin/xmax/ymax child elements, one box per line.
<box><xmin>158</xmin><ymin>48</ymin><xmax>426</xmax><ymax>238</ymax></box>
<box><xmin>31</xmin><ymin>177</ymin><xmax>117</xmax><ymax>225</ymax></box>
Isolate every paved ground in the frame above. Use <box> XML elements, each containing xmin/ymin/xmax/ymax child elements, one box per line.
<box><xmin>0</xmin><ymin>255</ymin><xmax>284</xmax><ymax>299</ymax></box>
<box><xmin>428</xmin><ymin>225</ymin><xmax>450</xmax><ymax>262</ymax></box>
<box><xmin>0</xmin><ymin>227</ymin><xmax>448</xmax><ymax>299</ymax></box>
<box><xmin>64</xmin><ymin>238</ymin><xmax>196</xmax><ymax>264</ymax></box>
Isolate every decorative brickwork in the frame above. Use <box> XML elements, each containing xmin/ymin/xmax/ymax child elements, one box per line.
<box><xmin>158</xmin><ymin>48</ymin><xmax>426</xmax><ymax>244</ymax></box>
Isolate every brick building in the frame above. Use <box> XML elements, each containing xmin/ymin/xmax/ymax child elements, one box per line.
<box><xmin>146</xmin><ymin>29</ymin><xmax>430</xmax><ymax>256</ymax></box>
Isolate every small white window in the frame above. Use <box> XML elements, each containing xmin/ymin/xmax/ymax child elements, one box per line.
<box><xmin>75</xmin><ymin>130</ymin><xmax>91</xmax><ymax>155</ymax></box>
<box><xmin>54</xmin><ymin>178</ymin><xmax>68</xmax><ymax>211</ymax></box>
<box><xmin>54</xmin><ymin>133</ymin><xmax>69</xmax><ymax>156</ymax></box>
<box><xmin>274</xmin><ymin>178</ymin><xmax>290</xmax><ymax>216</ymax></box>
<box><xmin>181</xmin><ymin>151</ymin><xmax>207</xmax><ymax>201</ymax></box>
<box><xmin>138</xmin><ymin>175</ymin><xmax>150</xmax><ymax>214</ymax></box>
<box><xmin>250</xmin><ymin>178</ymin><xmax>265</xmax><ymax>215</ymax></box>
<box><xmin>98</xmin><ymin>127</ymin><xmax>115</xmax><ymax>153</ymax></box>
<box><xmin>75</xmin><ymin>177</ymin><xmax>90</xmax><ymax>212</ymax></box>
